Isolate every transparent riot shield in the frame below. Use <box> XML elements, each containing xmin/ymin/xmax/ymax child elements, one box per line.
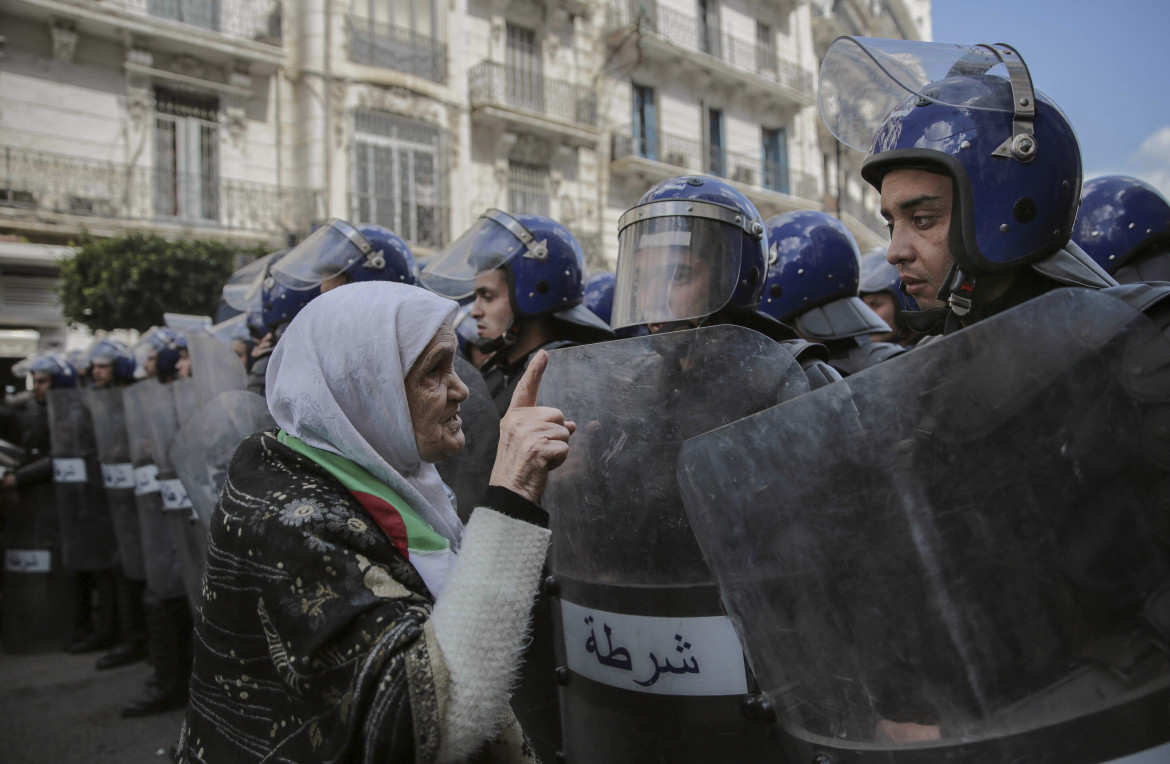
<box><xmin>136</xmin><ymin>381</ymin><xmax>203</xmax><ymax>607</ymax></box>
<box><xmin>172</xmin><ymin>378</ymin><xmax>199</xmax><ymax>425</ymax></box>
<box><xmin>169</xmin><ymin>390</ymin><xmax>273</xmax><ymax>538</ymax></box>
<box><xmin>187</xmin><ymin>331</ymin><xmax>247</xmax><ymax>406</ymax></box>
<box><xmin>678</xmin><ymin>289</ymin><xmax>1170</xmax><ymax>764</ymax></box>
<box><xmin>437</xmin><ymin>355</ymin><xmax>500</xmax><ymax>523</ymax></box>
<box><xmin>46</xmin><ymin>388</ymin><xmax>117</xmax><ymax>571</ymax></box>
<box><xmin>538</xmin><ymin>324</ymin><xmax>810</xmax><ymax>763</ymax></box>
<box><xmin>86</xmin><ymin>387</ymin><xmax>145</xmax><ymax>582</ymax></box>
<box><xmin>122</xmin><ymin>382</ymin><xmax>186</xmax><ymax>600</ymax></box>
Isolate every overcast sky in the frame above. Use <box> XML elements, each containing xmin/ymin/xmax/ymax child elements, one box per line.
<box><xmin>931</xmin><ymin>0</ymin><xmax>1170</xmax><ymax>197</ymax></box>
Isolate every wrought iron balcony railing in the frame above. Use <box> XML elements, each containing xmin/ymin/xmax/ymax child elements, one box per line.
<box><xmin>347</xmin><ymin>15</ymin><xmax>447</xmax><ymax>83</ymax></box>
<box><xmin>98</xmin><ymin>0</ymin><xmax>281</xmax><ymax>44</ymax></box>
<box><xmin>1</xmin><ymin>146</ymin><xmax>320</xmax><ymax>238</ymax></box>
<box><xmin>605</xmin><ymin>0</ymin><xmax>814</xmax><ymax>97</ymax></box>
<box><xmin>613</xmin><ymin>129</ymin><xmax>819</xmax><ymax>201</ymax></box>
<box><xmin>469</xmin><ymin>61</ymin><xmax>598</xmax><ymax>127</ymax></box>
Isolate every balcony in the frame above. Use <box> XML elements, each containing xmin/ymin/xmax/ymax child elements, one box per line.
<box><xmin>468</xmin><ymin>61</ymin><xmax>599</xmax><ymax>145</ymax></box>
<box><xmin>1</xmin><ymin>146</ymin><xmax>320</xmax><ymax>243</ymax></box>
<box><xmin>611</xmin><ymin>128</ymin><xmax>820</xmax><ymax>214</ymax></box>
<box><xmin>604</xmin><ymin>0</ymin><xmax>814</xmax><ymax>108</ymax></box>
<box><xmin>347</xmin><ymin>15</ymin><xmax>447</xmax><ymax>83</ymax></box>
<box><xmin>8</xmin><ymin>0</ymin><xmax>283</xmax><ymax>70</ymax></box>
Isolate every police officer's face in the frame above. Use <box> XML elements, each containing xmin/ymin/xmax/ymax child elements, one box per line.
<box><xmin>861</xmin><ymin>292</ymin><xmax>897</xmax><ymax>343</ymax></box>
<box><xmin>471</xmin><ymin>269</ymin><xmax>514</xmax><ymax>341</ymax></box>
<box><xmin>880</xmin><ymin>169</ymin><xmax>954</xmax><ymax>310</ymax></box>
<box><xmin>32</xmin><ymin>373</ymin><xmax>51</xmax><ymax>402</ymax></box>
<box><xmin>641</xmin><ymin>247</ymin><xmax>712</xmax><ymax>334</ymax></box>
<box><xmin>405</xmin><ymin>327</ymin><xmax>469</xmax><ymax>463</ymax></box>
<box><xmin>175</xmin><ymin>349</ymin><xmax>191</xmax><ymax>379</ymax></box>
<box><xmin>143</xmin><ymin>353</ymin><xmax>157</xmax><ymax>378</ymax></box>
<box><xmin>91</xmin><ymin>362</ymin><xmax>114</xmax><ymax>387</ymax></box>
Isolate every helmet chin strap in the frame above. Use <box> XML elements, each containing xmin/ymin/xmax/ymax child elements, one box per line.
<box><xmin>476</xmin><ymin>318</ymin><xmax>522</xmax><ymax>355</ymax></box>
<box><xmin>938</xmin><ymin>263</ymin><xmax>977</xmax><ymax>317</ymax></box>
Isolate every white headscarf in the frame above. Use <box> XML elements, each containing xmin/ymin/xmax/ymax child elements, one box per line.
<box><xmin>266</xmin><ymin>282</ymin><xmax>464</xmax><ymax>547</ymax></box>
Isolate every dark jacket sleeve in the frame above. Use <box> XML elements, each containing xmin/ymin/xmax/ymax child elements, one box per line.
<box><xmin>15</xmin><ymin>454</ymin><xmax>52</xmax><ymax>487</ymax></box>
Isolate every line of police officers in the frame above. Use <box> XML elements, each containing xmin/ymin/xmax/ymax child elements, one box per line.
<box><xmin>2</xmin><ymin>35</ymin><xmax>1169</xmax><ymax>762</ymax></box>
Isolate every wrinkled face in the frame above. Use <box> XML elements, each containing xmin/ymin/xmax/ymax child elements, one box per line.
<box><xmin>175</xmin><ymin>349</ymin><xmax>191</xmax><ymax>379</ymax></box>
<box><xmin>471</xmin><ymin>269</ymin><xmax>514</xmax><ymax>341</ymax></box>
<box><xmin>405</xmin><ymin>327</ymin><xmax>470</xmax><ymax>463</ymax></box>
<box><xmin>862</xmin><ymin>292</ymin><xmax>897</xmax><ymax>343</ymax></box>
<box><xmin>880</xmin><ymin>169</ymin><xmax>954</xmax><ymax>310</ymax></box>
<box><xmin>91</xmin><ymin>362</ymin><xmax>114</xmax><ymax>388</ymax></box>
<box><xmin>32</xmin><ymin>373</ymin><xmax>51</xmax><ymax>402</ymax></box>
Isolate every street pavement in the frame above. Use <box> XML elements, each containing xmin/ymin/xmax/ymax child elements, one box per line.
<box><xmin>0</xmin><ymin>648</ymin><xmax>185</xmax><ymax>764</ymax></box>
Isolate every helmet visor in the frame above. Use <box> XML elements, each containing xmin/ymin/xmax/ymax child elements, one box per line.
<box><xmin>612</xmin><ymin>216</ymin><xmax>743</xmax><ymax>329</ymax></box>
<box><xmin>222</xmin><ymin>250</ymin><xmax>285</xmax><ymax>311</ymax></box>
<box><xmin>271</xmin><ymin>220</ymin><xmax>371</xmax><ymax>291</ymax></box>
<box><xmin>420</xmin><ymin>211</ymin><xmax>531</xmax><ymax>299</ymax></box>
<box><xmin>820</xmin><ymin>37</ymin><xmax>1018</xmax><ymax>152</ymax></box>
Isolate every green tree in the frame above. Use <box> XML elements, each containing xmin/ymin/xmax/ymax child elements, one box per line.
<box><xmin>58</xmin><ymin>232</ymin><xmax>257</xmax><ymax>332</ymax></box>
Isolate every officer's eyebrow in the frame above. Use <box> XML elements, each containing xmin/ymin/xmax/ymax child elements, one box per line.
<box><xmin>898</xmin><ymin>193</ymin><xmax>945</xmax><ymax>211</ymax></box>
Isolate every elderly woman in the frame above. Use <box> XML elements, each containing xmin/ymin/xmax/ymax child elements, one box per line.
<box><xmin>178</xmin><ymin>283</ymin><xmax>573</xmax><ymax>763</ymax></box>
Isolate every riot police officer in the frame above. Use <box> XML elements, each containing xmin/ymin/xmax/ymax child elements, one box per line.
<box><xmin>612</xmin><ymin>174</ymin><xmax>842</xmax><ymax>388</ymax></box>
<box><xmin>758</xmin><ymin>210</ymin><xmax>906</xmax><ymax>375</ymax></box>
<box><xmin>820</xmin><ymin>38</ymin><xmax>1120</xmax><ymax>338</ymax></box>
<box><xmin>1073</xmin><ymin>174</ymin><xmax>1170</xmax><ymax>283</ymax></box>
<box><xmin>85</xmin><ymin>339</ymin><xmax>150</xmax><ymax>671</ymax></box>
<box><xmin>421</xmin><ymin>210</ymin><xmax>614</xmax><ymax>416</ymax></box>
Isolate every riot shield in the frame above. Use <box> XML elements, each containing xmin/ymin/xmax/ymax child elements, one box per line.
<box><xmin>538</xmin><ymin>324</ymin><xmax>810</xmax><ymax>763</ymax></box>
<box><xmin>46</xmin><ymin>388</ymin><xmax>117</xmax><ymax>571</ymax></box>
<box><xmin>86</xmin><ymin>386</ymin><xmax>145</xmax><ymax>581</ymax></box>
<box><xmin>172</xmin><ymin>378</ymin><xmax>199</xmax><ymax>425</ymax></box>
<box><xmin>169</xmin><ymin>389</ymin><xmax>273</xmax><ymax>538</ymax></box>
<box><xmin>122</xmin><ymin>382</ymin><xmax>186</xmax><ymax>600</ymax></box>
<box><xmin>187</xmin><ymin>331</ymin><xmax>247</xmax><ymax>407</ymax></box>
<box><xmin>436</xmin><ymin>355</ymin><xmax>500</xmax><ymax>523</ymax></box>
<box><xmin>137</xmin><ymin>380</ymin><xmax>203</xmax><ymax>607</ymax></box>
<box><xmin>678</xmin><ymin>289</ymin><xmax>1170</xmax><ymax>764</ymax></box>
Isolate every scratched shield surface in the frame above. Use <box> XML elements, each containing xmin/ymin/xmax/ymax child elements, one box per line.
<box><xmin>539</xmin><ymin>324</ymin><xmax>808</xmax><ymax>763</ymax></box>
<box><xmin>678</xmin><ymin>289</ymin><xmax>1170</xmax><ymax>763</ymax></box>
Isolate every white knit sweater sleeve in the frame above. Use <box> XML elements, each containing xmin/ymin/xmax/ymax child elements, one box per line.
<box><xmin>430</xmin><ymin>506</ymin><xmax>550</xmax><ymax>763</ymax></box>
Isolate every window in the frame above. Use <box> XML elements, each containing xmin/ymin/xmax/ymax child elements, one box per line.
<box><xmin>506</xmin><ymin>24</ymin><xmax>543</xmax><ymax>112</ymax></box>
<box><xmin>632</xmin><ymin>84</ymin><xmax>658</xmax><ymax>161</ymax></box>
<box><xmin>756</xmin><ymin>22</ymin><xmax>775</xmax><ymax>74</ymax></box>
<box><xmin>763</xmin><ymin>127</ymin><xmax>789</xmax><ymax>194</ymax></box>
<box><xmin>708</xmin><ymin>108</ymin><xmax>725</xmax><ymax>177</ymax></box>
<box><xmin>154</xmin><ymin>87</ymin><xmax>219</xmax><ymax>222</ymax></box>
<box><xmin>508</xmin><ymin>161</ymin><xmax>550</xmax><ymax>218</ymax></box>
<box><xmin>352</xmin><ymin>111</ymin><xmax>443</xmax><ymax>247</ymax></box>
<box><xmin>698</xmin><ymin>0</ymin><xmax>720</xmax><ymax>56</ymax></box>
<box><xmin>349</xmin><ymin>0</ymin><xmax>444</xmax><ymax>82</ymax></box>
<box><xmin>148</xmin><ymin>0</ymin><xmax>217</xmax><ymax>31</ymax></box>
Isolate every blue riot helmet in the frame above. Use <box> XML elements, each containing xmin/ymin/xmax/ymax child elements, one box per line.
<box><xmin>421</xmin><ymin>210</ymin><xmax>611</xmax><ymax>351</ymax></box>
<box><xmin>758</xmin><ymin>210</ymin><xmax>890</xmax><ymax>341</ymax></box>
<box><xmin>155</xmin><ymin>332</ymin><xmax>188</xmax><ymax>382</ymax></box>
<box><xmin>612</xmin><ymin>175</ymin><xmax>769</xmax><ymax>331</ymax></box>
<box><xmin>821</xmin><ymin>38</ymin><xmax>1094</xmax><ymax>314</ymax></box>
<box><xmin>261</xmin><ymin>274</ymin><xmax>320</xmax><ymax>334</ymax></box>
<box><xmin>1073</xmin><ymin>175</ymin><xmax>1170</xmax><ymax>283</ymax></box>
<box><xmin>86</xmin><ymin>337</ymin><xmax>137</xmax><ymax>383</ymax></box>
<box><xmin>133</xmin><ymin>326</ymin><xmax>179</xmax><ymax>378</ymax></box>
<box><xmin>16</xmin><ymin>353</ymin><xmax>77</xmax><ymax>388</ymax></box>
<box><xmin>583</xmin><ymin>271</ymin><xmax>615</xmax><ymax>326</ymax></box>
<box><xmin>271</xmin><ymin>219</ymin><xmax>416</xmax><ymax>291</ymax></box>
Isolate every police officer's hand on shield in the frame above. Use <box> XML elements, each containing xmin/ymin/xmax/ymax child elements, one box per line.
<box><xmin>489</xmin><ymin>349</ymin><xmax>575</xmax><ymax>504</ymax></box>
